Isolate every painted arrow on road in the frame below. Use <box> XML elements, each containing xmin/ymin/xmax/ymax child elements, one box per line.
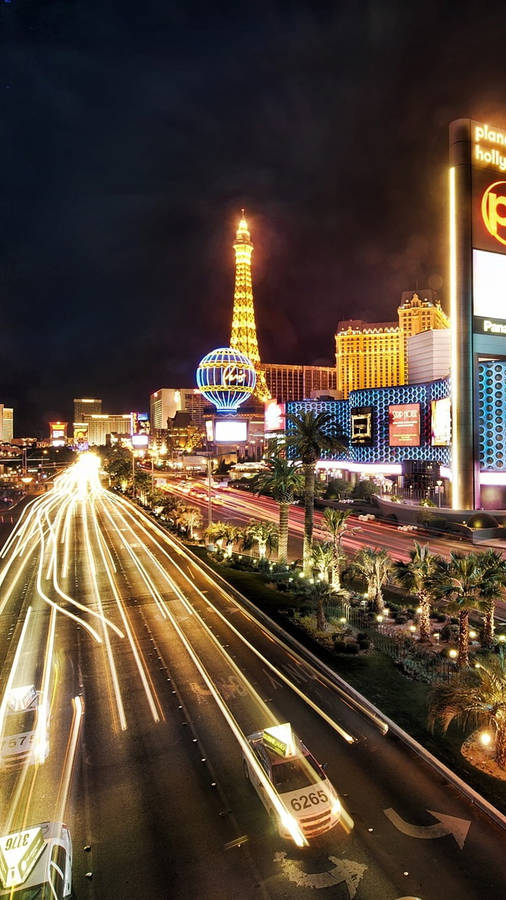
<box><xmin>384</xmin><ymin>807</ymin><xmax>471</xmax><ymax>849</ymax></box>
<box><xmin>274</xmin><ymin>850</ymin><xmax>367</xmax><ymax>897</ymax></box>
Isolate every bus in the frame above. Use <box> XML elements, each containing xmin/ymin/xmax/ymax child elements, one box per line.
<box><xmin>0</xmin><ymin>822</ymin><xmax>72</xmax><ymax>899</ymax></box>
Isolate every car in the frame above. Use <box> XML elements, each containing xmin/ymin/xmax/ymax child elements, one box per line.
<box><xmin>243</xmin><ymin>723</ymin><xmax>343</xmax><ymax>841</ymax></box>
<box><xmin>0</xmin><ymin>821</ymin><xmax>72</xmax><ymax>898</ymax></box>
<box><xmin>0</xmin><ymin>685</ymin><xmax>49</xmax><ymax>767</ymax></box>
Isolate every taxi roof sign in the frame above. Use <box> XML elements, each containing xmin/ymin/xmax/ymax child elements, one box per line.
<box><xmin>7</xmin><ymin>685</ymin><xmax>37</xmax><ymax>712</ymax></box>
<box><xmin>262</xmin><ymin>723</ymin><xmax>296</xmax><ymax>758</ymax></box>
<box><xmin>0</xmin><ymin>826</ymin><xmax>45</xmax><ymax>888</ymax></box>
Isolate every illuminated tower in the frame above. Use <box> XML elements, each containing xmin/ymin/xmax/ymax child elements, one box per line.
<box><xmin>230</xmin><ymin>211</ymin><xmax>271</xmax><ymax>402</ymax></box>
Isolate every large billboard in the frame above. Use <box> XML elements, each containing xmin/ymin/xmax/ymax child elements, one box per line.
<box><xmin>450</xmin><ymin>118</ymin><xmax>506</xmax><ymax>508</ymax></box>
<box><xmin>49</xmin><ymin>421</ymin><xmax>67</xmax><ymax>448</ymax></box>
<box><xmin>264</xmin><ymin>400</ymin><xmax>286</xmax><ymax>435</ymax></box>
<box><xmin>73</xmin><ymin>422</ymin><xmax>89</xmax><ymax>451</ymax></box>
<box><xmin>431</xmin><ymin>397</ymin><xmax>451</xmax><ymax>446</ymax></box>
<box><xmin>214</xmin><ymin>419</ymin><xmax>248</xmax><ymax>443</ymax></box>
<box><xmin>350</xmin><ymin>407</ymin><xmax>373</xmax><ymax>445</ymax></box>
<box><xmin>388</xmin><ymin>404</ymin><xmax>420</xmax><ymax>447</ymax></box>
<box><xmin>130</xmin><ymin>411</ymin><xmax>150</xmax><ymax>437</ymax></box>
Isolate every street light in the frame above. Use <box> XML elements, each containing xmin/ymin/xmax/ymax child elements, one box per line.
<box><xmin>436</xmin><ymin>479</ymin><xmax>443</xmax><ymax>508</ymax></box>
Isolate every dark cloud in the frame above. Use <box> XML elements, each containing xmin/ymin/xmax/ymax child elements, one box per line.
<box><xmin>1</xmin><ymin>0</ymin><xmax>506</xmax><ymax>432</ymax></box>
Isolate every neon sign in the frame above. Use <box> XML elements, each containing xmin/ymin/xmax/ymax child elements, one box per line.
<box><xmin>481</xmin><ymin>180</ymin><xmax>506</xmax><ymax>245</ymax></box>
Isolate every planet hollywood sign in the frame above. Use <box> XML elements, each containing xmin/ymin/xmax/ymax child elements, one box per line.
<box><xmin>450</xmin><ymin>118</ymin><xmax>506</xmax><ymax>509</ymax></box>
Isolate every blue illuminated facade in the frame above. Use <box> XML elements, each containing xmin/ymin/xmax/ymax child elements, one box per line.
<box><xmin>287</xmin><ymin>360</ymin><xmax>506</xmax><ymax>474</ymax></box>
<box><xmin>287</xmin><ymin>379</ymin><xmax>450</xmax><ymax>467</ymax></box>
<box><xmin>478</xmin><ymin>361</ymin><xmax>506</xmax><ymax>472</ymax></box>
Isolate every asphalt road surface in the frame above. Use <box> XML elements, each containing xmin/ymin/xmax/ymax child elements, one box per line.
<box><xmin>1</xmin><ymin>459</ymin><xmax>506</xmax><ymax>899</ymax></box>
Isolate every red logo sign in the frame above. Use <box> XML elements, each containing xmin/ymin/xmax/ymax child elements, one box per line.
<box><xmin>481</xmin><ymin>181</ymin><xmax>506</xmax><ymax>246</ymax></box>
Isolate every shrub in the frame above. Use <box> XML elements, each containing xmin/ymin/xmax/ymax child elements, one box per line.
<box><xmin>359</xmin><ymin>639</ymin><xmax>370</xmax><ymax>650</ymax></box>
<box><xmin>352</xmin><ymin>480</ymin><xmax>377</xmax><ymax>501</ymax></box>
<box><xmin>296</xmin><ymin>614</ymin><xmax>318</xmax><ymax>635</ymax></box>
<box><xmin>345</xmin><ymin>642</ymin><xmax>360</xmax><ymax>654</ymax></box>
<box><xmin>334</xmin><ymin>640</ymin><xmax>347</xmax><ymax>653</ymax></box>
<box><xmin>396</xmin><ymin>616</ymin><xmax>407</xmax><ymax>625</ymax></box>
<box><xmin>357</xmin><ymin>631</ymin><xmax>368</xmax><ymax>641</ymax></box>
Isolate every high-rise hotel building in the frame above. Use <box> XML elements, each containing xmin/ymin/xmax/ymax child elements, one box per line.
<box><xmin>335</xmin><ymin>292</ymin><xmax>449</xmax><ymax>398</ymax></box>
<box><xmin>262</xmin><ymin>364</ymin><xmax>337</xmax><ymax>403</ymax></box>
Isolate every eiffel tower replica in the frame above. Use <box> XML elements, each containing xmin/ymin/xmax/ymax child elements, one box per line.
<box><xmin>229</xmin><ymin>211</ymin><xmax>271</xmax><ymax>403</ymax></box>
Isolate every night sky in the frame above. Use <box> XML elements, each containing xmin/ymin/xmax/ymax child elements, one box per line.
<box><xmin>2</xmin><ymin>0</ymin><xmax>506</xmax><ymax>433</ymax></box>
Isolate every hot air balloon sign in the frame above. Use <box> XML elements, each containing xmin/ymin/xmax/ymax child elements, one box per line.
<box><xmin>196</xmin><ymin>347</ymin><xmax>256</xmax><ymax>413</ymax></box>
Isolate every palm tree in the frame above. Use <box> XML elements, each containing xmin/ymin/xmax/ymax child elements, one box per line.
<box><xmin>311</xmin><ymin>542</ymin><xmax>335</xmax><ymax>583</ymax></box>
<box><xmin>179</xmin><ymin>507</ymin><xmax>203</xmax><ymax>540</ymax></box>
<box><xmin>474</xmin><ymin>549</ymin><xmax>506</xmax><ymax>649</ymax></box>
<box><xmin>304</xmin><ymin>579</ymin><xmax>337</xmax><ymax>631</ymax></box>
<box><xmin>242</xmin><ymin>520</ymin><xmax>278</xmax><ymax>560</ymax></box>
<box><xmin>393</xmin><ymin>543</ymin><xmax>439</xmax><ymax>642</ymax></box>
<box><xmin>203</xmin><ymin>521</ymin><xmax>225</xmax><ymax>547</ymax></box>
<box><xmin>256</xmin><ymin>447</ymin><xmax>304</xmax><ymax>563</ymax></box>
<box><xmin>286</xmin><ymin>411</ymin><xmax>347</xmax><ymax>576</ymax></box>
<box><xmin>204</xmin><ymin>520</ymin><xmax>238</xmax><ymax>555</ymax></box>
<box><xmin>321</xmin><ymin>508</ymin><xmax>355</xmax><ymax>589</ymax></box>
<box><xmin>429</xmin><ymin>553</ymin><xmax>483</xmax><ymax>669</ymax></box>
<box><xmin>353</xmin><ymin>547</ymin><xmax>392</xmax><ymax>613</ymax></box>
<box><xmin>428</xmin><ymin>651</ymin><xmax>506</xmax><ymax>768</ymax></box>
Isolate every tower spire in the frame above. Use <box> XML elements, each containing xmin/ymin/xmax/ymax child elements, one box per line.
<box><xmin>230</xmin><ymin>211</ymin><xmax>271</xmax><ymax>402</ymax></box>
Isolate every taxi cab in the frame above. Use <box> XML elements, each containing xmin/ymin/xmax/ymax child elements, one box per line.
<box><xmin>0</xmin><ymin>821</ymin><xmax>72</xmax><ymax>899</ymax></box>
<box><xmin>243</xmin><ymin>723</ymin><xmax>343</xmax><ymax>840</ymax></box>
<box><xmin>0</xmin><ymin>686</ymin><xmax>49</xmax><ymax>767</ymax></box>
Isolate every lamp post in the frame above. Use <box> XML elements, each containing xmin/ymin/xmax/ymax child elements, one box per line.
<box><xmin>436</xmin><ymin>479</ymin><xmax>443</xmax><ymax>508</ymax></box>
<box><xmin>207</xmin><ymin>456</ymin><xmax>213</xmax><ymax>528</ymax></box>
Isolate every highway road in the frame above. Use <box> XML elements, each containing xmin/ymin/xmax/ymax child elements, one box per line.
<box><xmin>162</xmin><ymin>475</ymin><xmax>494</xmax><ymax>564</ymax></box>
<box><xmin>1</xmin><ymin>456</ymin><xmax>506</xmax><ymax>898</ymax></box>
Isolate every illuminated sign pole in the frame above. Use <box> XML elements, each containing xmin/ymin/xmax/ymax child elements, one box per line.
<box><xmin>449</xmin><ymin>120</ymin><xmax>475</xmax><ymax>509</ymax></box>
<box><xmin>449</xmin><ymin>119</ymin><xmax>506</xmax><ymax>509</ymax></box>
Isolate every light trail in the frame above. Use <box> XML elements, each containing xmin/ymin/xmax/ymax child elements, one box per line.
<box><xmin>54</xmin><ymin>696</ymin><xmax>84</xmax><ymax>825</ymax></box>
<box><xmin>152</xmin><ymin>585</ymin><xmax>308</xmax><ymax>848</ymax></box>
<box><xmin>81</xmin><ymin>499</ymin><xmax>127</xmax><ymax>731</ymax></box>
<box><xmin>33</xmin><ymin>605</ymin><xmax>56</xmax><ymax>765</ymax></box>
<box><xmin>99</xmin><ymin>495</ymin><xmax>281</xmax><ymax>730</ymax></box>
<box><xmin>35</xmin><ymin>515</ymin><xmax>104</xmax><ymax>645</ymax></box>
<box><xmin>106</xmin><ymin>492</ymin><xmax>357</xmax><ymax>744</ymax></box>
<box><xmin>89</xmin><ymin>501</ymin><xmax>162</xmax><ymax>724</ymax></box>
<box><xmin>0</xmin><ymin>457</ymin><xmax>123</xmax><ymax>639</ymax></box>
<box><xmin>0</xmin><ymin>607</ymin><xmax>33</xmax><ymax>749</ymax></box>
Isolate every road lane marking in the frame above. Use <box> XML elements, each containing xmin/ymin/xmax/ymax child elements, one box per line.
<box><xmin>384</xmin><ymin>807</ymin><xmax>471</xmax><ymax>849</ymax></box>
<box><xmin>274</xmin><ymin>851</ymin><xmax>367</xmax><ymax>897</ymax></box>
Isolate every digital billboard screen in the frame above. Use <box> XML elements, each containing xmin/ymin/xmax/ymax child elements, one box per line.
<box><xmin>49</xmin><ymin>421</ymin><xmax>67</xmax><ymax>448</ymax></box>
<box><xmin>73</xmin><ymin>423</ymin><xmax>89</xmax><ymax>451</ymax></box>
<box><xmin>431</xmin><ymin>397</ymin><xmax>451</xmax><ymax>446</ymax></box>
<box><xmin>130</xmin><ymin>411</ymin><xmax>150</xmax><ymax>436</ymax></box>
<box><xmin>131</xmin><ymin>433</ymin><xmax>149</xmax><ymax>449</ymax></box>
<box><xmin>264</xmin><ymin>400</ymin><xmax>286</xmax><ymax>434</ymax></box>
<box><xmin>388</xmin><ymin>404</ymin><xmax>420</xmax><ymax>447</ymax></box>
<box><xmin>350</xmin><ymin>407</ymin><xmax>373</xmax><ymax>445</ymax></box>
<box><xmin>473</xmin><ymin>249</ymin><xmax>506</xmax><ymax>326</ymax></box>
<box><xmin>214</xmin><ymin>419</ymin><xmax>247</xmax><ymax>443</ymax></box>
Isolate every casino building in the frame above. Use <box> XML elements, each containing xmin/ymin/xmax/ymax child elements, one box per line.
<box><xmin>287</xmin><ymin>356</ymin><xmax>506</xmax><ymax>509</ymax></box>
